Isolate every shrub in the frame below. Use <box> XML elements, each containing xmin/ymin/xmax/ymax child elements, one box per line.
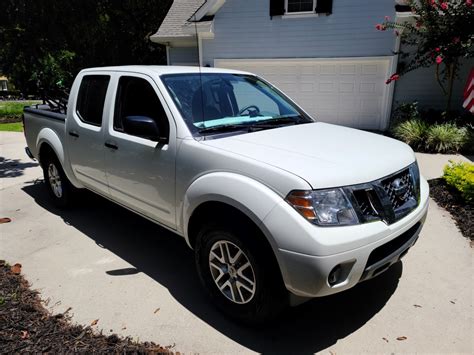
<box><xmin>391</xmin><ymin>102</ymin><xmax>420</xmax><ymax>126</ymax></box>
<box><xmin>426</xmin><ymin>123</ymin><xmax>468</xmax><ymax>153</ymax></box>
<box><xmin>392</xmin><ymin>119</ymin><xmax>429</xmax><ymax>150</ymax></box>
<box><xmin>443</xmin><ymin>161</ymin><xmax>474</xmax><ymax>204</ymax></box>
<box><xmin>392</xmin><ymin>119</ymin><xmax>470</xmax><ymax>153</ymax></box>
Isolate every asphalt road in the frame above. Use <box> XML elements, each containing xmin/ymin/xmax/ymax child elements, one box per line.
<box><xmin>1</xmin><ymin>131</ymin><xmax>472</xmax><ymax>354</ymax></box>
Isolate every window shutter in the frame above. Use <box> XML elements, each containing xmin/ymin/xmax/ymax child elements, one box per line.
<box><xmin>269</xmin><ymin>0</ymin><xmax>285</xmax><ymax>17</ymax></box>
<box><xmin>315</xmin><ymin>0</ymin><xmax>333</xmax><ymax>14</ymax></box>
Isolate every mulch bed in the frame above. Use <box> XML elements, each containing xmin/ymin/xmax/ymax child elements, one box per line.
<box><xmin>0</xmin><ymin>116</ymin><xmax>22</xmax><ymax>124</ymax></box>
<box><xmin>0</xmin><ymin>261</ymin><xmax>174</xmax><ymax>354</ymax></box>
<box><xmin>429</xmin><ymin>178</ymin><xmax>473</xmax><ymax>241</ymax></box>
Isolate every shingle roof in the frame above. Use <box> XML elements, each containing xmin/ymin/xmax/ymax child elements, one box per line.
<box><xmin>152</xmin><ymin>0</ymin><xmax>206</xmax><ymax>40</ymax></box>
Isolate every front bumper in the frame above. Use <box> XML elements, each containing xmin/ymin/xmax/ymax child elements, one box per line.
<box><xmin>263</xmin><ymin>177</ymin><xmax>429</xmax><ymax>298</ymax></box>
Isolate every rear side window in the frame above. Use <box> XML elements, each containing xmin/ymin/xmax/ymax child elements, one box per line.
<box><xmin>76</xmin><ymin>75</ymin><xmax>110</xmax><ymax>126</ymax></box>
<box><xmin>114</xmin><ymin>76</ymin><xmax>169</xmax><ymax>138</ymax></box>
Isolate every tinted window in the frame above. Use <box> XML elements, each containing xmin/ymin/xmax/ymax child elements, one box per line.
<box><xmin>76</xmin><ymin>75</ymin><xmax>110</xmax><ymax>126</ymax></box>
<box><xmin>161</xmin><ymin>73</ymin><xmax>309</xmax><ymax>135</ymax></box>
<box><xmin>114</xmin><ymin>76</ymin><xmax>169</xmax><ymax>139</ymax></box>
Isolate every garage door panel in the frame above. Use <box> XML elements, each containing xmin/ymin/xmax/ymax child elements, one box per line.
<box><xmin>339</xmin><ymin>83</ymin><xmax>355</xmax><ymax>93</ymax></box>
<box><xmin>340</xmin><ymin>64</ymin><xmax>357</xmax><ymax>75</ymax></box>
<box><xmin>215</xmin><ymin>58</ymin><xmax>391</xmax><ymax>130</ymax></box>
<box><xmin>360</xmin><ymin>83</ymin><xmax>376</xmax><ymax>93</ymax></box>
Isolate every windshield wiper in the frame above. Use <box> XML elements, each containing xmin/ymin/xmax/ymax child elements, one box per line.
<box><xmin>197</xmin><ymin>116</ymin><xmax>312</xmax><ymax>135</ymax></box>
<box><xmin>252</xmin><ymin>115</ymin><xmax>309</xmax><ymax>126</ymax></box>
<box><xmin>247</xmin><ymin>115</ymin><xmax>311</xmax><ymax>129</ymax></box>
<box><xmin>198</xmin><ymin>124</ymin><xmax>248</xmax><ymax>134</ymax></box>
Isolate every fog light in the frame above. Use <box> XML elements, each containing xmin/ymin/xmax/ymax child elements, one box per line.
<box><xmin>328</xmin><ymin>265</ymin><xmax>342</xmax><ymax>286</ymax></box>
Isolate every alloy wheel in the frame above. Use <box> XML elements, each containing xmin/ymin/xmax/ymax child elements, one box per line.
<box><xmin>48</xmin><ymin>163</ymin><xmax>63</xmax><ymax>198</ymax></box>
<box><xmin>209</xmin><ymin>240</ymin><xmax>256</xmax><ymax>304</ymax></box>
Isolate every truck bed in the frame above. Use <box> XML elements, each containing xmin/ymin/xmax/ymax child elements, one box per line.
<box><xmin>23</xmin><ymin>104</ymin><xmax>67</xmax><ymax>160</ymax></box>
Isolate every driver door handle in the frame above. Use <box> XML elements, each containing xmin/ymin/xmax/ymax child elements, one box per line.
<box><xmin>104</xmin><ymin>141</ymin><xmax>118</xmax><ymax>150</ymax></box>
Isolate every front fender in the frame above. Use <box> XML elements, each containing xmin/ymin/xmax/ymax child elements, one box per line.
<box><xmin>182</xmin><ymin>172</ymin><xmax>288</xmax><ymax>246</ymax></box>
<box><xmin>182</xmin><ymin>172</ymin><xmax>310</xmax><ymax>293</ymax></box>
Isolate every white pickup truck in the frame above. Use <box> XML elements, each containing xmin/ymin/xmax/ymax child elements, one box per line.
<box><xmin>24</xmin><ymin>65</ymin><xmax>429</xmax><ymax>323</ymax></box>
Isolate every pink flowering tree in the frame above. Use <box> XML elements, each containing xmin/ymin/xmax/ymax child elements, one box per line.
<box><xmin>376</xmin><ymin>0</ymin><xmax>474</xmax><ymax>113</ymax></box>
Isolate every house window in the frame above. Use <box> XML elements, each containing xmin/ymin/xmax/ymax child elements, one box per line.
<box><xmin>286</xmin><ymin>0</ymin><xmax>316</xmax><ymax>13</ymax></box>
<box><xmin>0</xmin><ymin>80</ymin><xmax>7</xmax><ymax>91</ymax></box>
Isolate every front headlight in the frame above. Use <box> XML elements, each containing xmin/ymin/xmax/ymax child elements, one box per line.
<box><xmin>285</xmin><ymin>188</ymin><xmax>359</xmax><ymax>226</ymax></box>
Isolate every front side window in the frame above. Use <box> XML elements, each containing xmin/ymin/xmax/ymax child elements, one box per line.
<box><xmin>161</xmin><ymin>73</ymin><xmax>313</xmax><ymax>137</ymax></box>
<box><xmin>286</xmin><ymin>0</ymin><xmax>315</xmax><ymax>13</ymax></box>
<box><xmin>114</xmin><ymin>76</ymin><xmax>169</xmax><ymax>140</ymax></box>
<box><xmin>76</xmin><ymin>75</ymin><xmax>110</xmax><ymax>126</ymax></box>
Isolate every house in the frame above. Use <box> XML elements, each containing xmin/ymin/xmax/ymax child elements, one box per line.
<box><xmin>151</xmin><ymin>0</ymin><xmax>471</xmax><ymax>130</ymax></box>
<box><xmin>0</xmin><ymin>75</ymin><xmax>9</xmax><ymax>91</ymax></box>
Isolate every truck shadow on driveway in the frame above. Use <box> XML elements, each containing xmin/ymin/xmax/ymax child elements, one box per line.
<box><xmin>23</xmin><ymin>182</ymin><xmax>403</xmax><ymax>354</ymax></box>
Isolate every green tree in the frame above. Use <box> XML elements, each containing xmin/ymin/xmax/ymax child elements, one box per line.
<box><xmin>0</xmin><ymin>0</ymin><xmax>172</xmax><ymax>97</ymax></box>
<box><xmin>376</xmin><ymin>0</ymin><xmax>474</xmax><ymax>113</ymax></box>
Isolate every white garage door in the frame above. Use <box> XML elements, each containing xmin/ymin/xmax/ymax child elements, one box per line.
<box><xmin>215</xmin><ymin>57</ymin><xmax>393</xmax><ymax>130</ymax></box>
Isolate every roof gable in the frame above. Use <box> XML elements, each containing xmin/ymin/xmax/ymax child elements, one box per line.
<box><xmin>151</xmin><ymin>0</ymin><xmax>205</xmax><ymax>42</ymax></box>
<box><xmin>150</xmin><ymin>0</ymin><xmax>225</xmax><ymax>43</ymax></box>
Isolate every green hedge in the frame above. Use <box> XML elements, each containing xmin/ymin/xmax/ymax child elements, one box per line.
<box><xmin>443</xmin><ymin>161</ymin><xmax>474</xmax><ymax>204</ymax></box>
<box><xmin>0</xmin><ymin>101</ymin><xmax>41</xmax><ymax>123</ymax></box>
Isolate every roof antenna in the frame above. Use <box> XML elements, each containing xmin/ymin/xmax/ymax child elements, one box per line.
<box><xmin>193</xmin><ymin>13</ymin><xmax>206</xmax><ymax>128</ymax></box>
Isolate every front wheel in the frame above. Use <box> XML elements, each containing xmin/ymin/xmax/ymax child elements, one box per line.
<box><xmin>42</xmin><ymin>153</ymin><xmax>74</xmax><ymax>208</ymax></box>
<box><xmin>195</xmin><ymin>222</ymin><xmax>287</xmax><ymax>324</ymax></box>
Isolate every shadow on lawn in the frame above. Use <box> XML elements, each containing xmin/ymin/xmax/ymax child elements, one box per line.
<box><xmin>23</xmin><ymin>181</ymin><xmax>402</xmax><ymax>354</ymax></box>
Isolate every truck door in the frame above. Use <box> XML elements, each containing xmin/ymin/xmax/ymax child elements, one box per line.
<box><xmin>66</xmin><ymin>74</ymin><xmax>111</xmax><ymax>196</ymax></box>
<box><xmin>104</xmin><ymin>74</ymin><xmax>177</xmax><ymax>229</ymax></box>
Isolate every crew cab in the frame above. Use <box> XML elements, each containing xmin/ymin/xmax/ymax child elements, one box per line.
<box><xmin>23</xmin><ymin>66</ymin><xmax>429</xmax><ymax>323</ymax></box>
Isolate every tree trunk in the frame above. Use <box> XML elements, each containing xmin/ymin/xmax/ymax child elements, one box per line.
<box><xmin>445</xmin><ymin>61</ymin><xmax>457</xmax><ymax>116</ymax></box>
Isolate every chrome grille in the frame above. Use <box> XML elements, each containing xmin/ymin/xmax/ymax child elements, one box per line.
<box><xmin>381</xmin><ymin>168</ymin><xmax>416</xmax><ymax>210</ymax></box>
<box><xmin>352</xmin><ymin>189</ymin><xmax>380</xmax><ymax>222</ymax></box>
<box><xmin>348</xmin><ymin>163</ymin><xmax>420</xmax><ymax>225</ymax></box>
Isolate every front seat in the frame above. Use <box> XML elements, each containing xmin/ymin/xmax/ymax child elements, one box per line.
<box><xmin>192</xmin><ymin>88</ymin><xmax>222</xmax><ymax>122</ymax></box>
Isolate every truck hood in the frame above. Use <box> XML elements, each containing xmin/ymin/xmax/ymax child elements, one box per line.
<box><xmin>201</xmin><ymin>122</ymin><xmax>416</xmax><ymax>189</ymax></box>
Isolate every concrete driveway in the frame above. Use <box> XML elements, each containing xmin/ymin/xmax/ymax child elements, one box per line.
<box><xmin>1</xmin><ymin>131</ymin><xmax>472</xmax><ymax>354</ymax></box>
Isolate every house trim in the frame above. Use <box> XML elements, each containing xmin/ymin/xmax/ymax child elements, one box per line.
<box><xmin>192</xmin><ymin>0</ymin><xmax>226</xmax><ymax>21</ymax></box>
<box><xmin>282</xmin><ymin>13</ymin><xmax>319</xmax><ymax>19</ymax></box>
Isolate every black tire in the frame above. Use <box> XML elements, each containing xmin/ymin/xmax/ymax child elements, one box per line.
<box><xmin>195</xmin><ymin>220</ymin><xmax>287</xmax><ymax>324</ymax></box>
<box><xmin>41</xmin><ymin>152</ymin><xmax>74</xmax><ymax>208</ymax></box>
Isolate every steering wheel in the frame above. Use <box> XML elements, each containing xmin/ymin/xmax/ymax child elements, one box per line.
<box><xmin>238</xmin><ymin>105</ymin><xmax>261</xmax><ymax>116</ymax></box>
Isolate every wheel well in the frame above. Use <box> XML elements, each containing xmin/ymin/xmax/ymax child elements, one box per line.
<box><xmin>38</xmin><ymin>143</ymin><xmax>56</xmax><ymax>168</ymax></box>
<box><xmin>187</xmin><ymin>201</ymin><xmax>284</xmax><ymax>282</ymax></box>
<box><xmin>188</xmin><ymin>202</ymin><xmax>247</xmax><ymax>248</ymax></box>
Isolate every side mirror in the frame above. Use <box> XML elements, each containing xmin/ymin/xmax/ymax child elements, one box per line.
<box><xmin>123</xmin><ymin>116</ymin><xmax>166</xmax><ymax>142</ymax></box>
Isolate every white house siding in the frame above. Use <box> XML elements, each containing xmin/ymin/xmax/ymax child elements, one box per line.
<box><xmin>393</xmin><ymin>58</ymin><xmax>474</xmax><ymax>111</ymax></box>
<box><xmin>168</xmin><ymin>47</ymin><xmax>199</xmax><ymax>65</ymax></box>
<box><xmin>201</xmin><ymin>0</ymin><xmax>397</xmax><ymax>66</ymax></box>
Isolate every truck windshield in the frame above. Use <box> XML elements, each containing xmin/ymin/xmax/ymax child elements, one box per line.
<box><xmin>161</xmin><ymin>73</ymin><xmax>313</xmax><ymax>136</ymax></box>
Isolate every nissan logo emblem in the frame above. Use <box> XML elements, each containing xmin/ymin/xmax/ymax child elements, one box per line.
<box><xmin>391</xmin><ymin>178</ymin><xmax>408</xmax><ymax>197</ymax></box>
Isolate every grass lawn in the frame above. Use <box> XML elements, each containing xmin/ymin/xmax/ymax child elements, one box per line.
<box><xmin>0</xmin><ymin>122</ymin><xmax>23</xmax><ymax>132</ymax></box>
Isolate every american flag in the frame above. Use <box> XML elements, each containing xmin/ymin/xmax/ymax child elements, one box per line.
<box><xmin>463</xmin><ymin>68</ymin><xmax>474</xmax><ymax>114</ymax></box>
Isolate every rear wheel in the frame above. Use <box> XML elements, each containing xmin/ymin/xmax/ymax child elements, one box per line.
<box><xmin>42</xmin><ymin>152</ymin><xmax>74</xmax><ymax>208</ymax></box>
<box><xmin>195</xmin><ymin>220</ymin><xmax>287</xmax><ymax>324</ymax></box>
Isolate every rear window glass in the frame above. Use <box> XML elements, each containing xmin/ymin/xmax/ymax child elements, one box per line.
<box><xmin>76</xmin><ymin>75</ymin><xmax>110</xmax><ymax>126</ymax></box>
